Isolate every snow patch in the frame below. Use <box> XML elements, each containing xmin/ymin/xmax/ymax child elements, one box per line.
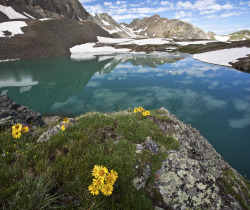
<box><xmin>97</xmin><ymin>36</ymin><xmax>133</xmax><ymax>44</ymax></box>
<box><xmin>176</xmin><ymin>40</ymin><xmax>215</xmax><ymax>46</ymax></box>
<box><xmin>23</xmin><ymin>12</ymin><xmax>35</xmax><ymax>19</ymax></box>
<box><xmin>0</xmin><ymin>21</ymin><xmax>27</xmax><ymax>37</ymax></box>
<box><xmin>102</xmin><ymin>19</ymin><xmax>110</xmax><ymax>26</ymax></box>
<box><xmin>193</xmin><ymin>47</ymin><xmax>250</xmax><ymax>67</ymax></box>
<box><xmin>39</xmin><ymin>18</ymin><xmax>53</xmax><ymax>21</ymax></box>
<box><xmin>118</xmin><ymin>38</ymin><xmax>172</xmax><ymax>46</ymax></box>
<box><xmin>70</xmin><ymin>43</ymin><xmax>131</xmax><ymax>54</ymax></box>
<box><xmin>0</xmin><ymin>59</ymin><xmax>19</xmax><ymax>62</ymax></box>
<box><xmin>0</xmin><ymin>5</ymin><xmax>27</xmax><ymax>19</ymax></box>
<box><xmin>214</xmin><ymin>35</ymin><xmax>230</xmax><ymax>42</ymax></box>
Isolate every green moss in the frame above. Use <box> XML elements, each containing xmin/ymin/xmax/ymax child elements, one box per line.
<box><xmin>220</xmin><ymin>169</ymin><xmax>250</xmax><ymax>208</ymax></box>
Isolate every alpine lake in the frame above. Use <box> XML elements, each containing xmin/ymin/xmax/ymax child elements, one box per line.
<box><xmin>0</xmin><ymin>52</ymin><xmax>250</xmax><ymax>179</ymax></box>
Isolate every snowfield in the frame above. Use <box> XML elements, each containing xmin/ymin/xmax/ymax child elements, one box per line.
<box><xmin>0</xmin><ymin>5</ymin><xmax>27</xmax><ymax>19</ymax></box>
<box><xmin>97</xmin><ymin>36</ymin><xmax>133</xmax><ymax>44</ymax></box>
<box><xmin>175</xmin><ymin>40</ymin><xmax>216</xmax><ymax>46</ymax></box>
<box><xmin>214</xmin><ymin>35</ymin><xmax>230</xmax><ymax>42</ymax></box>
<box><xmin>118</xmin><ymin>38</ymin><xmax>173</xmax><ymax>46</ymax></box>
<box><xmin>193</xmin><ymin>47</ymin><xmax>250</xmax><ymax>67</ymax></box>
<box><xmin>70</xmin><ymin>43</ymin><xmax>131</xmax><ymax>54</ymax></box>
<box><xmin>0</xmin><ymin>21</ymin><xmax>27</xmax><ymax>37</ymax></box>
<box><xmin>96</xmin><ymin>37</ymin><xmax>217</xmax><ymax>46</ymax></box>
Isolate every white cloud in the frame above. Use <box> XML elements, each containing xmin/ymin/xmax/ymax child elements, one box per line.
<box><xmin>84</xmin><ymin>4</ymin><xmax>104</xmax><ymax>15</ymax></box>
<box><xmin>177</xmin><ymin>1</ymin><xmax>193</xmax><ymax>9</ymax></box>
<box><xmin>220</xmin><ymin>12</ymin><xmax>244</xmax><ymax>18</ymax></box>
<box><xmin>116</xmin><ymin>1</ymin><xmax>126</xmax><ymax>5</ymax></box>
<box><xmin>175</xmin><ymin>11</ymin><xmax>192</xmax><ymax>18</ymax></box>
<box><xmin>128</xmin><ymin>7</ymin><xmax>169</xmax><ymax>14</ymax></box>
<box><xmin>239</xmin><ymin>1</ymin><xmax>250</xmax><ymax>7</ymax></box>
<box><xmin>160</xmin><ymin>1</ymin><xmax>175</xmax><ymax>9</ymax></box>
<box><xmin>104</xmin><ymin>2</ymin><xmax>112</xmax><ymax>6</ymax></box>
<box><xmin>112</xmin><ymin>14</ymin><xmax>148</xmax><ymax>21</ymax></box>
<box><xmin>79</xmin><ymin>0</ymin><xmax>96</xmax><ymax>3</ymax></box>
<box><xmin>177</xmin><ymin>0</ymin><xmax>233</xmax><ymax>14</ymax></box>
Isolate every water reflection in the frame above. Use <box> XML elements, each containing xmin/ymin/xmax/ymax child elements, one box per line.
<box><xmin>0</xmin><ymin>53</ymin><xmax>250</xmax><ymax>178</ymax></box>
<box><xmin>0</xmin><ymin>53</ymin><xmax>188</xmax><ymax>114</ymax></box>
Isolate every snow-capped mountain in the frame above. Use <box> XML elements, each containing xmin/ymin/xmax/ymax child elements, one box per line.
<box><xmin>87</xmin><ymin>13</ymin><xmax>144</xmax><ymax>39</ymax></box>
<box><xmin>123</xmin><ymin>14</ymin><xmax>211</xmax><ymax>39</ymax></box>
<box><xmin>89</xmin><ymin>13</ymin><xmax>212</xmax><ymax>40</ymax></box>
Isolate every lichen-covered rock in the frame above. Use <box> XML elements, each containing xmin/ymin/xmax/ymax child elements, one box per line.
<box><xmin>0</xmin><ymin>95</ymin><xmax>44</xmax><ymax>129</ymax></box>
<box><xmin>37</xmin><ymin>118</ymin><xmax>77</xmax><ymax>142</ymax></box>
<box><xmin>151</xmin><ymin>107</ymin><xmax>249</xmax><ymax>209</ymax></box>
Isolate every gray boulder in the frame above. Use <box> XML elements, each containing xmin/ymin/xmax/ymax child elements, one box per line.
<box><xmin>0</xmin><ymin>95</ymin><xmax>44</xmax><ymax>129</ymax></box>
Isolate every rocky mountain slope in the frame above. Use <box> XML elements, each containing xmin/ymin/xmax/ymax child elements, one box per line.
<box><xmin>0</xmin><ymin>0</ymin><xmax>89</xmax><ymax>20</ymax></box>
<box><xmin>122</xmin><ymin>14</ymin><xmax>210</xmax><ymax>39</ymax></box>
<box><xmin>229</xmin><ymin>30</ymin><xmax>250</xmax><ymax>41</ymax></box>
<box><xmin>0</xmin><ymin>0</ymin><xmax>114</xmax><ymax>60</ymax></box>
<box><xmin>87</xmin><ymin>13</ymin><xmax>143</xmax><ymax>38</ymax></box>
<box><xmin>89</xmin><ymin>13</ymin><xmax>211</xmax><ymax>40</ymax></box>
<box><xmin>0</xmin><ymin>18</ymin><xmax>112</xmax><ymax>60</ymax></box>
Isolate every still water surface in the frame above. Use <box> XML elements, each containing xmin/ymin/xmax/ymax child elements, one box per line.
<box><xmin>0</xmin><ymin>52</ymin><xmax>250</xmax><ymax>178</ymax></box>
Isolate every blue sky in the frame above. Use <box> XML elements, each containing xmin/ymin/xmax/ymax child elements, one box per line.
<box><xmin>79</xmin><ymin>0</ymin><xmax>250</xmax><ymax>35</ymax></box>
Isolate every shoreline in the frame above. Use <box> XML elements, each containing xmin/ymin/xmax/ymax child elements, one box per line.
<box><xmin>1</xmin><ymin>94</ymin><xmax>249</xmax><ymax>209</ymax></box>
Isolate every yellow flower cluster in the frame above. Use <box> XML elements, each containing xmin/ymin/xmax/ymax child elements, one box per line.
<box><xmin>134</xmin><ymin>106</ymin><xmax>151</xmax><ymax>116</ymax></box>
<box><xmin>61</xmin><ymin>118</ymin><xmax>69</xmax><ymax>130</ymax></box>
<box><xmin>88</xmin><ymin>165</ymin><xmax>118</xmax><ymax>196</ymax></box>
<box><xmin>12</xmin><ymin>123</ymin><xmax>29</xmax><ymax>138</ymax></box>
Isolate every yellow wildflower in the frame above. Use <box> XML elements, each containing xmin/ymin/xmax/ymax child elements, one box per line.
<box><xmin>12</xmin><ymin>123</ymin><xmax>22</xmax><ymax>132</ymax></box>
<box><xmin>61</xmin><ymin>124</ymin><xmax>65</xmax><ymax>131</ymax></box>
<box><xmin>21</xmin><ymin>126</ymin><xmax>29</xmax><ymax>133</ymax></box>
<box><xmin>138</xmin><ymin>107</ymin><xmax>143</xmax><ymax>112</ymax></box>
<box><xmin>145</xmin><ymin>111</ymin><xmax>150</xmax><ymax>116</ymax></box>
<box><xmin>134</xmin><ymin>107</ymin><xmax>138</xmax><ymax>113</ymax></box>
<box><xmin>12</xmin><ymin>131</ymin><xmax>21</xmax><ymax>139</ymax></box>
<box><xmin>101</xmin><ymin>184</ymin><xmax>113</xmax><ymax>196</ymax></box>
<box><xmin>63</xmin><ymin>118</ymin><xmax>69</xmax><ymax>124</ymax></box>
<box><xmin>93</xmin><ymin>178</ymin><xmax>104</xmax><ymax>190</ymax></box>
<box><xmin>88</xmin><ymin>184</ymin><xmax>99</xmax><ymax>195</ymax></box>
<box><xmin>93</xmin><ymin>165</ymin><xmax>108</xmax><ymax>179</ymax></box>
<box><xmin>105</xmin><ymin>171</ymin><xmax>117</xmax><ymax>185</ymax></box>
<box><xmin>142</xmin><ymin>111</ymin><xmax>147</xmax><ymax>116</ymax></box>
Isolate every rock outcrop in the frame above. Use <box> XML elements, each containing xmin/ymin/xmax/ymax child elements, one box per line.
<box><xmin>150</xmin><ymin>108</ymin><xmax>249</xmax><ymax>209</ymax></box>
<box><xmin>0</xmin><ymin>0</ymin><xmax>89</xmax><ymax>20</ymax></box>
<box><xmin>0</xmin><ymin>95</ymin><xmax>44</xmax><ymax>128</ymax></box>
<box><xmin>123</xmin><ymin>14</ymin><xmax>211</xmax><ymax>39</ymax></box>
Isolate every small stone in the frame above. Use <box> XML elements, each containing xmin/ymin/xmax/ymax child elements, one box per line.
<box><xmin>187</xmin><ymin>187</ymin><xmax>198</xmax><ymax>196</ymax></box>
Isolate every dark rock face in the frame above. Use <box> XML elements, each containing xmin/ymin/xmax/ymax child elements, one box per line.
<box><xmin>0</xmin><ymin>18</ymin><xmax>113</xmax><ymax>60</ymax></box>
<box><xmin>1</xmin><ymin>0</ymin><xmax>89</xmax><ymax>20</ymax></box>
<box><xmin>230</xmin><ymin>54</ymin><xmax>250</xmax><ymax>72</ymax></box>
<box><xmin>0</xmin><ymin>95</ymin><xmax>44</xmax><ymax>128</ymax></box>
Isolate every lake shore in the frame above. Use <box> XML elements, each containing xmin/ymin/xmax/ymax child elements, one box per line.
<box><xmin>1</xmin><ymin>94</ymin><xmax>249</xmax><ymax>209</ymax></box>
<box><xmin>0</xmin><ymin>18</ymin><xmax>249</xmax><ymax>72</ymax></box>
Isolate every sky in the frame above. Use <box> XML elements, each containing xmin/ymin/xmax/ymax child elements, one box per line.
<box><xmin>79</xmin><ymin>0</ymin><xmax>250</xmax><ymax>35</ymax></box>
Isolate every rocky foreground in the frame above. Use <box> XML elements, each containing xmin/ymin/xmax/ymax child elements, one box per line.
<box><xmin>1</xmin><ymin>95</ymin><xmax>249</xmax><ymax>209</ymax></box>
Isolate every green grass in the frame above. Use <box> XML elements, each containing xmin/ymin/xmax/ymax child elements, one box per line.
<box><xmin>219</xmin><ymin>169</ymin><xmax>250</xmax><ymax>208</ymax></box>
<box><xmin>0</xmin><ymin>112</ymin><xmax>180</xmax><ymax>209</ymax></box>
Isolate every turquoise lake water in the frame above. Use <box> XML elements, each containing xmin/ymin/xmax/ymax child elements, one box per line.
<box><xmin>0</xmin><ymin>52</ymin><xmax>250</xmax><ymax>178</ymax></box>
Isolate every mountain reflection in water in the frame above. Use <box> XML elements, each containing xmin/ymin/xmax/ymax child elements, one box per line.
<box><xmin>0</xmin><ymin>52</ymin><xmax>250</xmax><ymax>178</ymax></box>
